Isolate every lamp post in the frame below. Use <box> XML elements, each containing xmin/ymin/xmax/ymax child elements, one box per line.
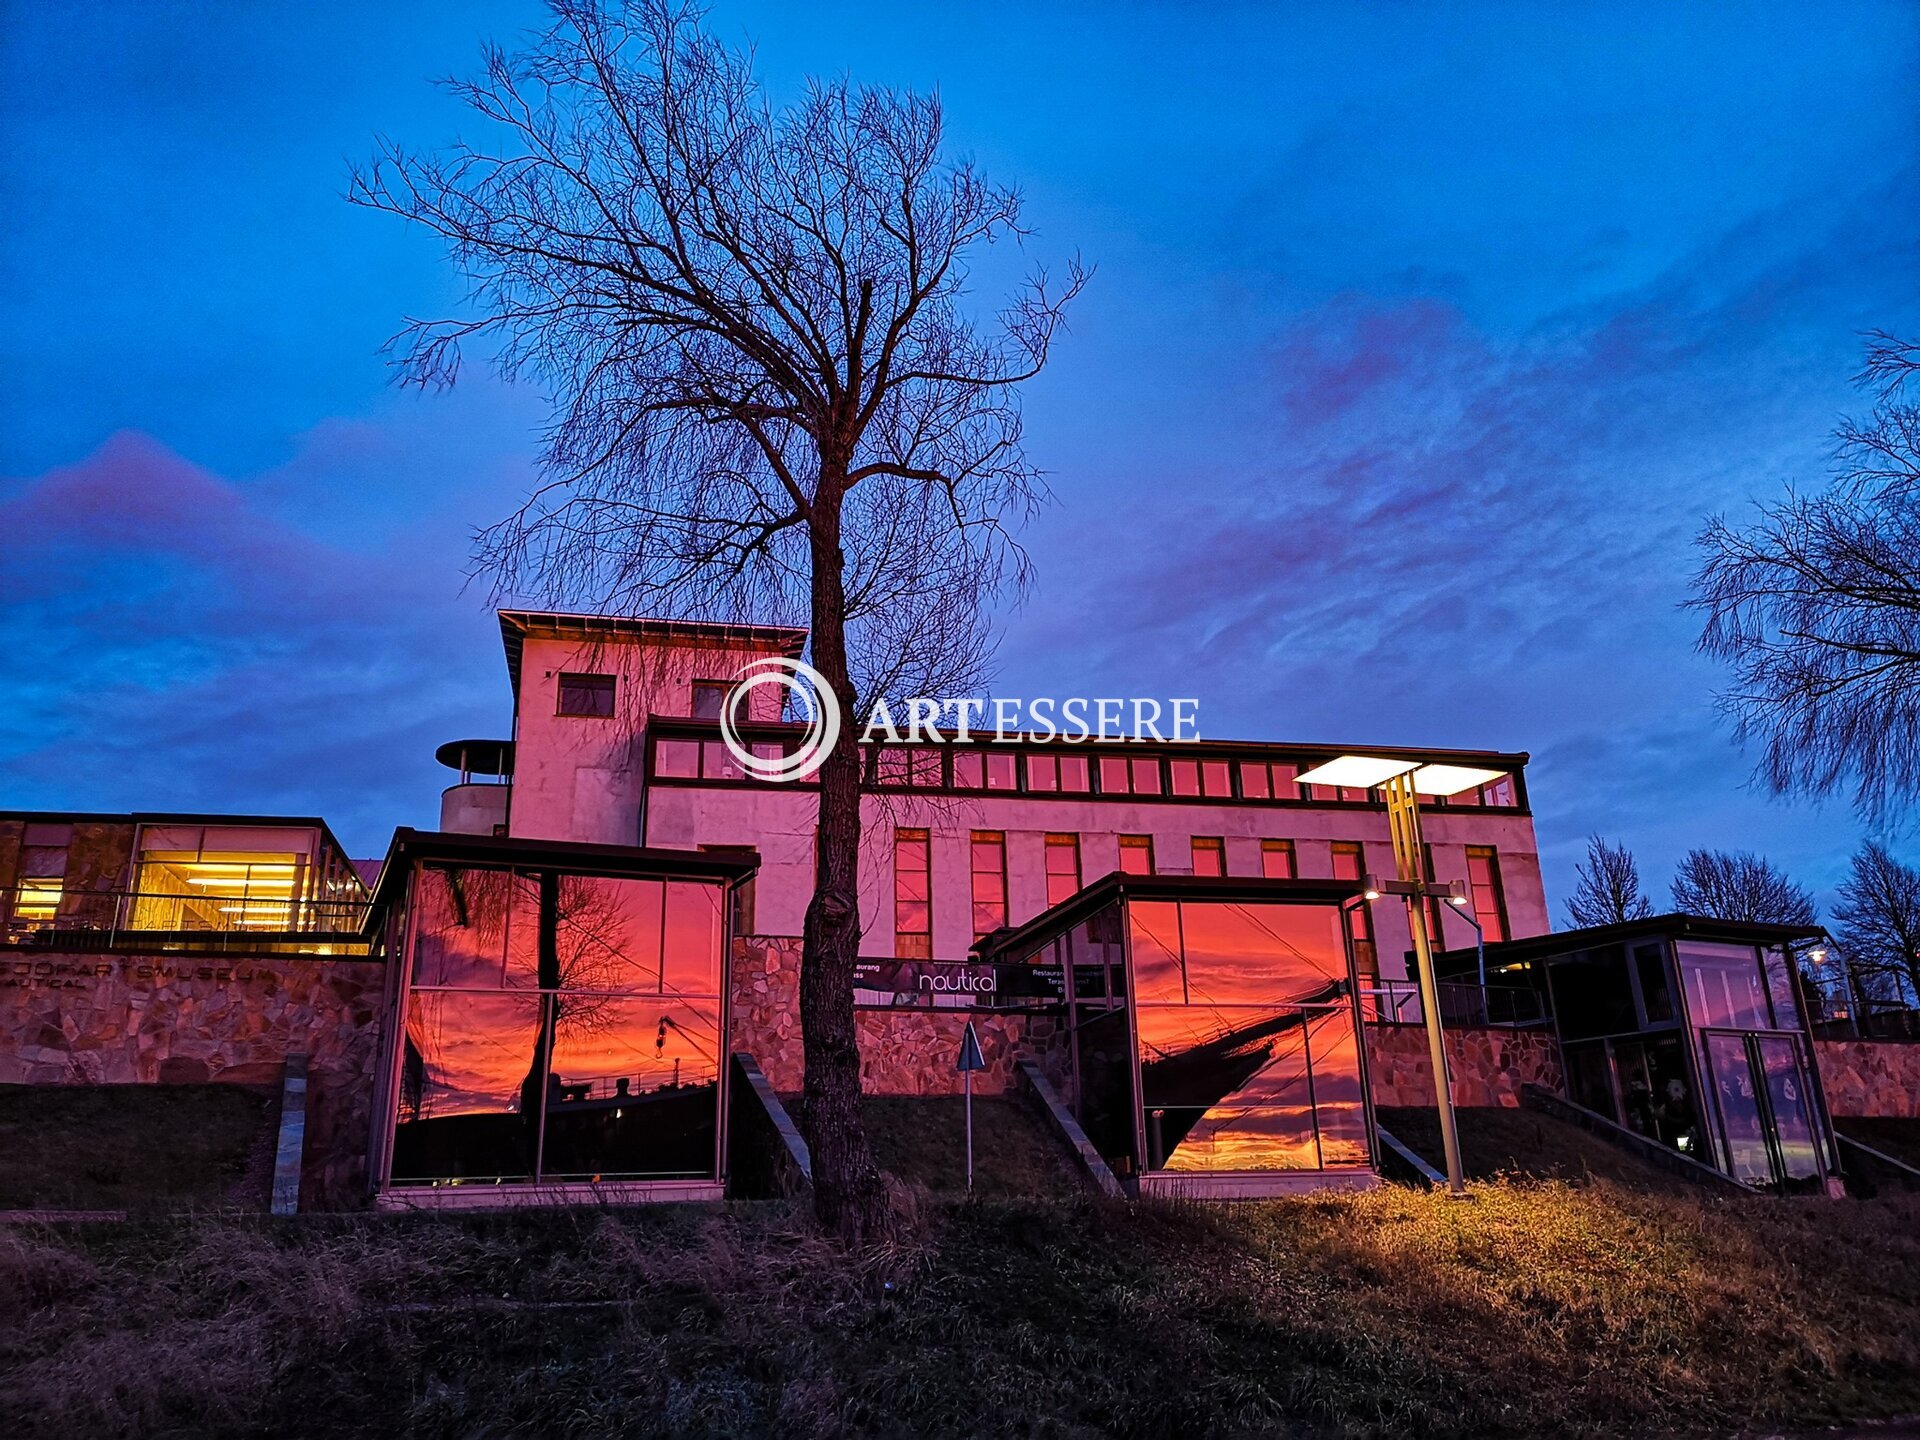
<box><xmin>1296</xmin><ymin>756</ymin><xmax>1509</xmax><ymax>1199</ymax></box>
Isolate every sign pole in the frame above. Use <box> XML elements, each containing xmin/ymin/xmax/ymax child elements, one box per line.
<box><xmin>965</xmin><ymin>1067</ymin><xmax>974</xmax><ymax>1195</ymax></box>
<box><xmin>956</xmin><ymin>1019</ymin><xmax>986</xmax><ymax>1196</ymax></box>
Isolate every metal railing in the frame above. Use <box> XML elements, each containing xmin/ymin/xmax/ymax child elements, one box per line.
<box><xmin>1</xmin><ymin>887</ymin><xmax>369</xmax><ymax>947</ymax></box>
<box><xmin>1359</xmin><ymin>978</ymin><xmax>1548</xmax><ymax>1029</ymax></box>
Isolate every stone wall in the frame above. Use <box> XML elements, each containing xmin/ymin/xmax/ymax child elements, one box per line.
<box><xmin>0</xmin><ymin>948</ymin><xmax>384</xmax><ymax>1209</ymax></box>
<box><xmin>1365</xmin><ymin>1022</ymin><xmax>1565</xmax><ymax>1108</ymax></box>
<box><xmin>1814</xmin><ymin>1039</ymin><xmax>1920</xmax><ymax>1118</ymax></box>
<box><xmin>730</xmin><ymin>936</ymin><xmax>1062</xmax><ymax>1096</ymax></box>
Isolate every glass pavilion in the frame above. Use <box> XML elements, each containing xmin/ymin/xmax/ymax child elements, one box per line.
<box><xmin>980</xmin><ymin>875</ymin><xmax>1378</xmax><ymax>1196</ymax></box>
<box><xmin>1432</xmin><ymin>915</ymin><xmax>1841</xmax><ymax>1193</ymax></box>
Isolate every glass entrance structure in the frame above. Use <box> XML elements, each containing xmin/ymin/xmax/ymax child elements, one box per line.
<box><xmin>364</xmin><ymin>831</ymin><xmax>757</xmax><ymax>1207</ymax></box>
<box><xmin>980</xmin><ymin>875</ymin><xmax>1377</xmax><ymax>1197</ymax></box>
<box><xmin>1433</xmin><ymin>915</ymin><xmax>1840</xmax><ymax>1193</ymax></box>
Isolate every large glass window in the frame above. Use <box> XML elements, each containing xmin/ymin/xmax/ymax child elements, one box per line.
<box><xmin>971</xmin><ymin>832</ymin><xmax>1007</xmax><ymax>936</ymax></box>
<box><xmin>1127</xmin><ymin>900</ymin><xmax>1366</xmax><ymax>1172</ymax></box>
<box><xmin>895</xmin><ymin>829</ymin><xmax>932</xmax><ymax>958</ymax></box>
<box><xmin>129</xmin><ymin>824</ymin><xmax>324</xmax><ymax>933</ymax></box>
<box><xmin>1676</xmin><ymin>941</ymin><xmax>1773</xmax><ymax>1030</ymax></box>
<box><xmin>390</xmin><ymin>866</ymin><xmax>728</xmax><ymax>1189</ymax></box>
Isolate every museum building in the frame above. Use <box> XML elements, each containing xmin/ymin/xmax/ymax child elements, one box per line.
<box><xmin>3</xmin><ymin>611</ymin><xmax>1900</xmax><ymax>1209</ymax></box>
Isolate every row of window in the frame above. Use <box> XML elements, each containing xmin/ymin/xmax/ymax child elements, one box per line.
<box><xmin>652</xmin><ymin>734</ymin><xmax>1521</xmax><ymax>809</ymax></box>
<box><xmin>890</xmin><ymin>830</ymin><xmax>1510</xmax><ymax>967</ymax></box>
<box><xmin>564</xmin><ymin>668</ymin><xmax>1519</xmax><ymax>813</ymax></box>
<box><xmin>556</xmin><ymin>674</ymin><xmax>738</xmax><ymax>720</ymax></box>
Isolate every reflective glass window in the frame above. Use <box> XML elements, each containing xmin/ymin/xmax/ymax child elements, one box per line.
<box><xmin>540</xmin><ymin>998</ymin><xmax>723</xmax><ymax>1181</ymax></box>
<box><xmin>1191</xmin><ymin>837</ymin><xmax>1224</xmax><ymax>877</ymax></box>
<box><xmin>985</xmin><ymin>751</ymin><xmax>1017</xmax><ymax>790</ymax></box>
<box><xmin>895</xmin><ymin>829</ymin><xmax>931</xmax><ymax>958</ymax></box>
<box><xmin>655</xmin><ymin>740</ymin><xmax>700</xmax><ymax>779</ymax></box>
<box><xmin>1465</xmin><ymin>846</ymin><xmax>1509</xmax><ymax>942</ymax></box>
<box><xmin>1261</xmin><ymin>840</ymin><xmax>1296</xmax><ymax>879</ymax></box>
<box><xmin>1677</xmin><ymin>941</ymin><xmax>1772</xmax><ymax>1030</ymax></box>
<box><xmin>971</xmin><ymin>832</ymin><xmax>1007</xmax><ymax>936</ymax></box>
<box><xmin>1118</xmin><ymin>835</ymin><xmax>1154</xmax><ymax>875</ymax></box>
<box><xmin>1045</xmin><ymin>835</ymin><xmax>1081</xmax><ymax>908</ymax></box>
<box><xmin>390</xmin><ymin>991</ymin><xmax>543</xmax><ymax>1184</ymax></box>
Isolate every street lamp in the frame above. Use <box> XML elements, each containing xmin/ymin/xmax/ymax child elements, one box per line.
<box><xmin>1296</xmin><ymin>755</ymin><xmax>1507</xmax><ymax>1198</ymax></box>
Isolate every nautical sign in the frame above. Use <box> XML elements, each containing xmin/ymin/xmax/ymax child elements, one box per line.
<box><xmin>956</xmin><ymin>1020</ymin><xmax>987</xmax><ymax>1073</ymax></box>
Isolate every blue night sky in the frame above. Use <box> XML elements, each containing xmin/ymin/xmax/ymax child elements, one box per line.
<box><xmin>3</xmin><ymin>2</ymin><xmax>1916</xmax><ymax>914</ymax></box>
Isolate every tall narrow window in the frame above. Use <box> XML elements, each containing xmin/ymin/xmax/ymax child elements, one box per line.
<box><xmin>1260</xmin><ymin>839</ymin><xmax>1296</xmax><ymax>879</ymax></box>
<box><xmin>1044</xmin><ymin>834</ymin><xmax>1081</xmax><ymax>907</ymax></box>
<box><xmin>1422</xmin><ymin>843</ymin><xmax>1447</xmax><ymax>947</ymax></box>
<box><xmin>1331</xmin><ymin>841</ymin><xmax>1376</xmax><ymax>978</ymax></box>
<box><xmin>894</xmin><ymin>829</ymin><xmax>932</xmax><ymax>958</ymax></box>
<box><xmin>971</xmin><ymin>831</ymin><xmax>1007</xmax><ymax>936</ymax></box>
<box><xmin>557</xmin><ymin>673</ymin><xmax>615</xmax><ymax>717</ymax></box>
<box><xmin>1118</xmin><ymin>834</ymin><xmax>1154</xmax><ymax>875</ymax></box>
<box><xmin>1465</xmin><ymin>846</ymin><xmax>1510</xmax><ymax>942</ymax></box>
<box><xmin>1190</xmin><ymin>837</ymin><xmax>1225</xmax><ymax>877</ymax></box>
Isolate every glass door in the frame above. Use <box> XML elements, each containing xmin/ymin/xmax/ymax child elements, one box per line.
<box><xmin>1701</xmin><ymin>1030</ymin><xmax>1827</xmax><ymax>1190</ymax></box>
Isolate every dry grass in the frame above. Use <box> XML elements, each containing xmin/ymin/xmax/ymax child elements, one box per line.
<box><xmin>2</xmin><ymin>1182</ymin><xmax>1916</xmax><ymax>1438</ymax></box>
<box><xmin>0</xmin><ymin>1083</ymin><xmax>276</xmax><ymax>1211</ymax></box>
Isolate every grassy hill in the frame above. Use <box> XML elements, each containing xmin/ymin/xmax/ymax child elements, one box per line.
<box><xmin>4</xmin><ymin>1181</ymin><xmax>1917</xmax><ymax>1437</ymax></box>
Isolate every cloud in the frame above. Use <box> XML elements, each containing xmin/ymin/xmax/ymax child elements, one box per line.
<box><xmin>1000</xmin><ymin>168</ymin><xmax>1920</xmax><ymax>909</ymax></box>
<box><xmin>0</xmin><ymin>422</ymin><xmax>530</xmax><ymax>855</ymax></box>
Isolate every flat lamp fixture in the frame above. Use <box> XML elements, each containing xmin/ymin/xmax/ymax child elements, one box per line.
<box><xmin>1294</xmin><ymin>756</ymin><xmax>1506</xmax><ymax>797</ymax></box>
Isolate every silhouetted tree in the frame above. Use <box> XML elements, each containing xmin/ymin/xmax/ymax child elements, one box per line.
<box><xmin>1690</xmin><ymin>333</ymin><xmax>1920</xmax><ymax>820</ymax></box>
<box><xmin>1832</xmin><ymin>840</ymin><xmax>1920</xmax><ymax>1007</ymax></box>
<box><xmin>1669</xmin><ymin>849</ymin><xmax>1817</xmax><ymax>926</ymax></box>
<box><xmin>351</xmin><ymin>0</ymin><xmax>1083</xmax><ymax>1241</ymax></box>
<box><xmin>1564</xmin><ymin>835</ymin><xmax>1653</xmax><ymax>928</ymax></box>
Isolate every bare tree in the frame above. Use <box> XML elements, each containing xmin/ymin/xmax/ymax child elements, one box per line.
<box><xmin>1832</xmin><ymin>840</ymin><xmax>1920</xmax><ymax>1008</ymax></box>
<box><xmin>350</xmin><ymin>0</ymin><xmax>1083</xmax><ymax>1240</ymax></box>
<box><xmin>1563</xmin><ymin>835</ymin><xmax>1653</xmax><ymax>928</ymax></box>
<box><xmin>1690</xmin><ymin>333</ymin><xmax>1920</xmax><ymax>820</ymax></box>
<box><xmin>1669</xmin><ymin>849</ymin><xmax>1817</xmax><ymax>926</ymax></box>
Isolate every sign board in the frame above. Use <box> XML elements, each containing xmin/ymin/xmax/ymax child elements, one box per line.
<box><xmin>851</xmin><ymin>960</ymin><xmax>1063</xmax><ymax>1011</ymax></box>
<box><xmin>956</xmin><ymin>1020</ymin><xmax>987</xmax><ymax>1073</ymax></box>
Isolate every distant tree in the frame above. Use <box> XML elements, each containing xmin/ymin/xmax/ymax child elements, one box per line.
<box><xmin>1689</xmin><ymin>333</ymin><xmax>1920</xmax><ymax>820</ymax></box>
<box><xmin>1564</xmin><ymin>835</ymin><xmax>1654</xmax><ymax>928</ymax></box>
<box><xmin>1669</xmin><ymin>849</ymin><xmax>1818</xmax><ymax>926</ymax></box>
<box><xmin>1831</xmin><ymin>841</ymin><xmax>1920</xmax><ymax>1007</ymax></box>
<box><xmin>351</xmin><ymin>0</ymin><xmax>1084</xmax><ymax>1242</ymax></box>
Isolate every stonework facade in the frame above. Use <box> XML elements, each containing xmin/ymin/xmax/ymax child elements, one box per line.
<box><xmin>1365</xmin><ymin>1021</ymin><xmax>1565</xmax><ymax>1109</ymax></box>
<box><xmin>730</xmin><ymin>935</ymin><xmax>1062</xmax><ymax>1096</ymax></box>
<box><xmin>1813</xmin><ymin>1039</ymin><xmax>1920</xmax><ymax>1118</ymax></box>
<box><xmin>0</xmin><ymin>949</ymin><xmax>384</xmax><ymax>1208</ymax></box>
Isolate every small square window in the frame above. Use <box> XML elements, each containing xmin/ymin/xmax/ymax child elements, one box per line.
<box><xmin>557</xmin><ymin>673</ymin><xmax>616</xmax><ymax>717</ymax></box>
<box><xmin>691</xmin><ymin>681</ymin><xmax>731</xmax><ymax>721</ymax></box>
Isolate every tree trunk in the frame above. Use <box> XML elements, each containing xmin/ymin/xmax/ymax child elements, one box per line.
<box><xmin>798</xmin><ymin>488</ymin><xmax>889</xmax><ymax>1243</ymax></box>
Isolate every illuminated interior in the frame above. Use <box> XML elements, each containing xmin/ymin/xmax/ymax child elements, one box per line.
<box><xmin>132</xmin><ymin>851</ymin><xmax>307</xmax><ymax>930</ymax></box>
